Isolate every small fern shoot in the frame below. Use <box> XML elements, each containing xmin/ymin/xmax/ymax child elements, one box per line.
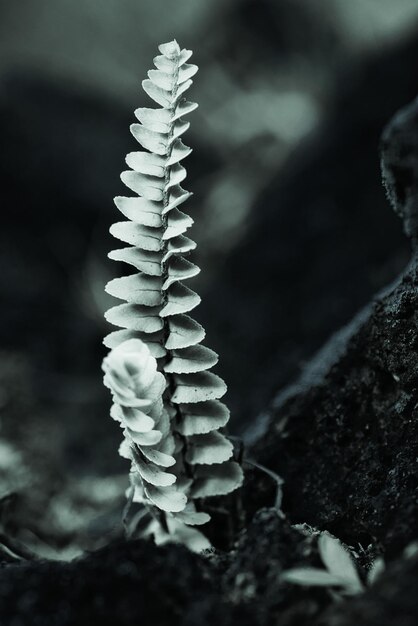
<box><xmin>103</xmin><ymin>40</ymin><xmax>243</xmax><ymax>548</ymax></box>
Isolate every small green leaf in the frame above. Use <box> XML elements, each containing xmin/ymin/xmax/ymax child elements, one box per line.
<box><xmin>367</xmin><ymin>557</ymin><xmax>385</xmax><ymax>585</ymax></box>
<box><xmin>318</xmin><ymin>533</ymin><xmax>363</xmax><ymax>592</ymax></box>
<box><xmin>282</xmin><ymin>568</ymin><xmax>347</xmax><ymax>587</ymax></box>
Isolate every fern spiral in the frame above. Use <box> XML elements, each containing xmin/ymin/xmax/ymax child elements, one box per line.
<box><xmin>103</xmin><ymin>40</ymin><xmax>243</xmax><ymax>545</ymax></box>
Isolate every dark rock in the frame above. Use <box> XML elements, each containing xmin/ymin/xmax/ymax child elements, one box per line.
<box><xmin>251</xmin><ymin>97</ymin><xmax>418</xmax><ymax>556</ymax></box>
<box><xmin>0</xmin><ymin>539</ymin><xmax>212</xmax><ymax>626</ymax></box>
<box><xmin>381</xmin><ymin>95</ymin><xmax>418</xmax><ymax>242</ymax></box>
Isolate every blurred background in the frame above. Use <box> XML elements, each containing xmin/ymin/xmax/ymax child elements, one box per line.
<box><xmin>0</xmin><ymin>0</ymin><xmax>417</xmax><ymax>557</ymax></box>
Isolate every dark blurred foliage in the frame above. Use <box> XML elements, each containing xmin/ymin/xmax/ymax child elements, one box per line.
<box><xmin>0</xmin><ymin>0</ymin><xmax>418</xmax><ymax>555</ymax></box>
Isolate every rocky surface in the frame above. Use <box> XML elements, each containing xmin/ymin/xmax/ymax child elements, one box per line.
<box><xmin>250</xmin><ymin>96</ymin><xmax>418</xmax><ymax>558</ymax></box>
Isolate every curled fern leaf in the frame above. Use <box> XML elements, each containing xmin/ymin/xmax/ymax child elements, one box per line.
<box><xmin>103</xmin><ymin>339</ymin><xmax>186</xmax><ymax>512</ymax></box>
<box><xmin>103</xmin><ymin>40</ymin><xmax>243</xmax><ymax>547</ymax></box>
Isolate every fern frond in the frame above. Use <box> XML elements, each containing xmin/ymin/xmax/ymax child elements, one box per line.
<box><xmin>103</xmin><ymin>339</ymin><xmax>187</xmax><ymax>513</ymax></box>
<box><xmin>104</xmin><ymin>40</ymin><xmax>243</xmax><ymax>547</ymax></box>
